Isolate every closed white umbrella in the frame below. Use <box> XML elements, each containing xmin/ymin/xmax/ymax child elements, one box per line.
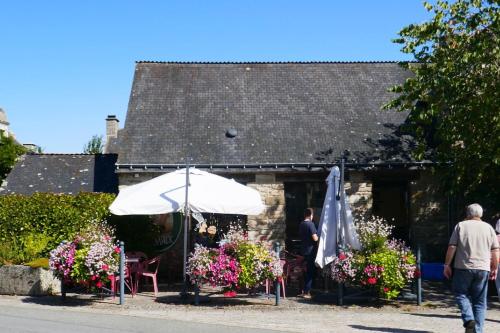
<box><xmin>109</xmin><ymin>168</ymin><xmax>265</xmax><ymax>216</ymax></box>
<box><xmin>315</xmin><ymin>166</ymin><xmax>360</xmax><ymax>268</ymax></box>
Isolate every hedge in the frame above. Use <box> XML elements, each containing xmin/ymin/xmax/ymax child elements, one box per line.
<box><xmin>0</xmin><ymin>193</ymin><xmax>115</xmax><ymax>263</ymax></box>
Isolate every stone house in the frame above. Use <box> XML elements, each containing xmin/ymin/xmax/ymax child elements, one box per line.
<box><xmin>105</xmin><ymin>61</ymin><xmax>451</xmax><ymax>261</ymax></box>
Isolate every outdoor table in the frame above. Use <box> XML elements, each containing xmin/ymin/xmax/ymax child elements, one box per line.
<box><xmin>125</xmin><ymin>257</ymin><xmax>143</xmax><ymax>295</ymax></box>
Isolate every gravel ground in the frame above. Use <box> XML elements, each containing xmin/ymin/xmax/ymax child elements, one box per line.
<box><xmin>1</xmin><ymin>282</ymin><xmax>499</xmax><ymax>333</ymax></box>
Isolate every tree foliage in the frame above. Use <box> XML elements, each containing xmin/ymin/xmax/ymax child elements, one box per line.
<box><xmin>83</xmin><ymin>135</ymin><xmax>103</xmax><ymax>154</ymax></box>
<box><xmin>384</xmin><ymin>0</ymin><xmax>500</xmax><ymax>207</ymax></box>
<box><xmin>0</xmin><ymin>133</ymin><xmax>27</xmax><ymax>180</ymax></box>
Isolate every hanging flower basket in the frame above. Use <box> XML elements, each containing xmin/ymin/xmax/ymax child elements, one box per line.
<box><xmin>187</xmin><ymin>225</ymin><xmax>283</xmax><ymax>294</ymax></box>
<box><xmin>331</xmin><ymin>216</ymin><xmax>417</xmax><ymax>299</ymax></box>
<box><xmin>49</xmin><ymin>220</ymin><xmax>120</xmax><ymax>290</ymax></box>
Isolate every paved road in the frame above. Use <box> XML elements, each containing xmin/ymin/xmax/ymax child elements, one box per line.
<box><xmin>0</xmin><ymin>305</ymin><xmax>284</xmax><ymax>333</ymax></box>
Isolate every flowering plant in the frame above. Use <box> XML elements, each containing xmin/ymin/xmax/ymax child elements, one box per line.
<box><xmin>49</xmin><ymin>241</ymin><xmax>76</xmax><ymax>281</ymax></box>
<box><xmin>49</xmin><ymin>220</ymin><xmax>120</xmax><ymax>288</ymax></box>
<box><xmin>186</xmin><ymin>245</ymin><xmax>213</xmax><ymax>285</ymax></box>
<box><xmin>331</xmin><ymin>216</ymin><xmax>417</xmax><ymax>299</ymax></box>
<box><xmin>186</xmin><ymin>225</ymin><xmax>282</xmax><ymax>293</ymax></box>
<box><xmin>331</xmin><ymin>249</ymin><xmax>358</xmax><ymax>283</ymax></box>
<box><xmin>207</xmin><ymin>246</ymin><xmax>240</xmax><ymax>290</ymax></box>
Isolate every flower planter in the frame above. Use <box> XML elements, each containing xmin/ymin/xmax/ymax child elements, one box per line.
<box><xmin>0</xmin><ymin>265</ymin><xmax>61</xmax><ymax>296</ymax></box>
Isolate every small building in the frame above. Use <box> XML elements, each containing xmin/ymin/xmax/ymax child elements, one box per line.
<box><xmin>0</xmin><ymin>153</ymin><xmax>118</xmax><ymax>195</ymax></box>
<box><xmin>108</xmin><ymin>61</ymin><xmax>451</xmax><ymax>261</ymax></box>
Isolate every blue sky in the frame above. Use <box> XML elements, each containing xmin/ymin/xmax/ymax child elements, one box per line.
<box><xmin>0</xmin><ymin>1</ymin><xmax>431</xmax><ymax>153</ymax></box>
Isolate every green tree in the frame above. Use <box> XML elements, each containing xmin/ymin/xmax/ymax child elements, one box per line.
<box><xmin>384</xmin><ymin>0</ymin><xmax>500</xmax><ymax>209</ymax></box>
<box><xmin>83</xmin><ymin>134</ymin><xmax>103</xmax><ymax>154</ymax></box>
<box><xmin>0</xmin><ymin>133</ymin><xmax>27</xmax><ymax>180</ymax></box>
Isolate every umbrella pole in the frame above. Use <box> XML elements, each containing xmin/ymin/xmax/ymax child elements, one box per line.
<box><xmin>337</xmin><ymin>158</ymin><xmax>345</xmax><ymax>306</ymax></box>
<box><xmin>181</xmin><ymin>164</ymin><xmax>190</xmax><ymax>298</ymax></box>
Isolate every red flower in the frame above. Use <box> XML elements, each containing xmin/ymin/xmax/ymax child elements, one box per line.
<box><xmin>101</xmin><ymin>264</ymin><xmax>109</xmax><ymax>271</ymax></box>
<box><xmin>90</xmin><ymin>275</ymin><xmax>97</xmax><ymax>281</ymax></box>
<box><xmin>367</xmin><ymin>277</ymin><xmax>377</xmax><ymax>285</ymax></box>
<box><xmin>383</xmin><ymin>287</ymin><xmax>390</xmax><ymax>293</ymax></box>
<box><xmin>96</xmin><ymin>281</ymin><xmax>103</xmax><ymax>288</ymax></box>
<box><xmin>414</xmin><ymin>269</ymin><xmax>421</xmax><ymax>278</ymax></box>
<box><xmin>338</xmin><ymin>253</ymin><xmax>347</xmax><ymax>260</ymax></box>
<box><xmin>114</xmin><ymin>247</ymin><xmax>121</xmax><ymax>254</ymax></box>
<box><xmin>223</xmin><ymin>290</ymin><xmax>237</xmax><ymax>297</ymax></box>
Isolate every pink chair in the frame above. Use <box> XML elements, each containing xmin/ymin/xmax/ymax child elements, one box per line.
<box><xmin>266</xmin><ymin>259</ymin><xmax>287</xmax><ymax>299</ymax></box>
<box><xmin>138</xmin><ymin>256</ymin><xmax>161</xmax><ymax>296</ymax></box>
<box><xmin>109</xmin><ymin>267</ymin><xmax>132</xmax><ymax>299</ymax></box>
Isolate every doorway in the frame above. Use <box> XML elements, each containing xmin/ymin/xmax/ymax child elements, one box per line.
<box><xmin>372</xmin><ymin>181</ymin><xmax>410</xmax><ymax>243</ymax></box>
<box><xmin>284</xmin><ymin>182</ymin><xmax>326</xmax><ymax>254</ymax></box>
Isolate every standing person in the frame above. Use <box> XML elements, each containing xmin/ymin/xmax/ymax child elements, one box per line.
<box><xmin>495</xmin><ymin>219</ymin><xmax>500</xmax><ymax>302</ymax></box>
<box><xmin>298</xmin><ymin>208</ymin><xmax>318</xmax><ymax>299</ymax></box>
<box><xmin>443</xmin><ymin>204</ymin><xmax>499</xmax><ymax>333</ymax></box>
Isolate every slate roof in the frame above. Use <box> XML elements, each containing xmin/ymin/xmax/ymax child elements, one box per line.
<box><xmin>118</xmin><ymin>61</ymin><xmax>417</xmax><ymax>167</ymax></box>
<box><xmin>0</xmin><ymin>154</ymin><xmax>118</xmax><ymax>195</ymax></box>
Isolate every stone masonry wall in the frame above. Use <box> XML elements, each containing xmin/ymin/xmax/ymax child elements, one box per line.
<box><xmin>0</xmin><ymin>266</ymin><xmax>61</xmax><ymax>296</ymax></box>
<box><xmin>247</xmin><ymin>181</ymin><xmax>286</xmax><ymax>248</ymax></box>
<box><xmin>409</xmin><ymin>171</ymin><xmax>450</xmax><ymax>261</ymax></box>
<box><xmin>345</xmin><ymin>170</ymin><xmax>373</xmax><ymax>218</ymax></box>
<box><xmin>118</xmin><ymin>172</ymin><xmax>157</xmax><ymax>189</ymax></box>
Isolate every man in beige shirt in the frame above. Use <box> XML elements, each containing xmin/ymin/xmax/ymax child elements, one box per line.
<box><xmin>443</xmin><ymin>204</ymin><xmax>499</xmax><ymax>333</ymax></box>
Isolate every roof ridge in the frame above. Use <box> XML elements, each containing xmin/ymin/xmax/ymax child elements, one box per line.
<box><xmin>27</xmin><ymin>153</ymin><xmax>117</xmax><ymax>156</ymax></box>
<box><xmin>135</xmin><ymin>60</ymin><xmax>417</xmax><ymax>65</ymax></box>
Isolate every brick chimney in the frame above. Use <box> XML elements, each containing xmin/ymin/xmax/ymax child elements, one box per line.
<box><xmin>106</xmin><ymin>115</ymin><xmax>119</xmax><ymax>140</ymax></box>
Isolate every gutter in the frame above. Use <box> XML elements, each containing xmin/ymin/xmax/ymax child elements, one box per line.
<box><xmin>115</xmin><ymin>161</ymin><xmax>436</xmax><ymax>173</ymax></box>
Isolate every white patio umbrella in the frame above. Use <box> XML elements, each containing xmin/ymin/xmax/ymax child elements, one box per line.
<box><xmin>109</xmin><ymin>167</ymin><xmax>265</xmax><ymax>293</ymax></box>
<box><xmin>315</xmin><ymin>166</ymin><xmax>360</xmax><ymax>268</ymax></box>
<box><xmin>109</xmin><ymin>168</ymin><xmax>265</xmax><ymax>216</ymax></box>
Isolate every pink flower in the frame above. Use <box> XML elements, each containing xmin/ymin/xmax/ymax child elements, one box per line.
<box><xmin>101</xmin><ymin>264</ymin><xmax>109</xmax><ymax>271</ymax></box>
<box><xmin>338</xmin><ymin>253</ymin><xmax>347</xmax><ymax>260</ymax></box>
<box><xmin>114</xmin><ymin>247</ymin><xmax>121</xmax><ymax>254</ymax></box>
<box><xmin>91</xmin><ymin>275</ymin><xmax>98</xmax><ymax>281</ymax></box>
<box><xmin>96</xmin><ymin>281</ymin><xmax>103</xmax><ymax>288</ymax></box>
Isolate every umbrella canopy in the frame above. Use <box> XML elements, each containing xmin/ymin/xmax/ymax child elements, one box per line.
<box><xmin>315</xmin><ymin>166</ymin><xmax>361</xmax><ymax>268</ymax></box>
<box><xmin>109</xmin><ymin>168</ymin><xmax>265</xmax><ymax>216</ymax></box>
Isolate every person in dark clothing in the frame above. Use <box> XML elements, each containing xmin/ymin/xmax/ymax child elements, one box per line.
<box><xmin>298</xmin><ymin>208</ymin><xmax>318</xmax><ymax>299</ymax></box>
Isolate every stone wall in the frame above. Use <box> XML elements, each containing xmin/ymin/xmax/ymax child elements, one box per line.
<box><xmin>247</xmin><ymin>176</ymin><xmax>286</xmax><ymax>247</ymax></box>
<box><xmin>409</xmin><ymin>171</ymin><xmax>450</xmax><ymax>261</ymax></box>
<box><xmin>0</xmin><ymin>265</ymin><xmax>61</xmax><ymax>296</ymax></box>
<box><xmin>345</xmin><ymin>170</ymin><xmax>373</xmax><ymax>218</ymax></box>
<box><xmin>118</xmin><ymin>172</ymin><xmax>156</xmax><ymax>189</ymax></box>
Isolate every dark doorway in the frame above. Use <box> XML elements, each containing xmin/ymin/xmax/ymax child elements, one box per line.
<box><xmin>372</xmin><ymin>181</ymin><xmax>410</xmax><ymax>243</ymax></box>
<box><xmin>284</xmin><ymin>182</ymin><xmax>326</xmax><ymax>254</ymax></box>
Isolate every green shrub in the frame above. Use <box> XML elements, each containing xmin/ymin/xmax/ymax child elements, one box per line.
<box><xmin>0</xmin><ymin>193</ymin><xmax>115</xmax><ymax>264</ymax></box>
<box><xmin>0</xmin><ymin>240</ymin><xmax>23</xmax><ymax>265</ymax></box>
<box><xmin>21</xmin><ymin>233</ymin><xmax>52</xmax><ymax>262</ymax></box>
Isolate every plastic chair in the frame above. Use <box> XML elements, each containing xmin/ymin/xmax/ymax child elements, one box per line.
<box><xmin>283</xmin><ymin>252</ymin><xmax>305</xmax><ymax>292</ymax></box>
<box><xmin>138</xmin><ymin>256</ymin><xmax>161</xmax><ymax>296</ymax></box>
<box><xmin>266</xmin><ymin>259</ymin><xmax>287</xmax><ymax>299</ymax></box>
<box><xmin>109</xmin><ymin>267</ymin><xmax>132</xmax><ymax>299</ymax></box>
